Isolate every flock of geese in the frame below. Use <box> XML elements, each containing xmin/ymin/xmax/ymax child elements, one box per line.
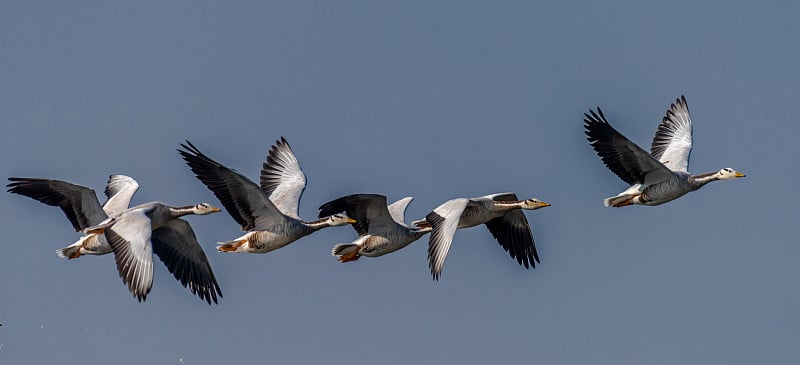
<box><xmin>7</xmin><ymin>96</ymin><xmax>745</xmax><ymax>304</ymax></box>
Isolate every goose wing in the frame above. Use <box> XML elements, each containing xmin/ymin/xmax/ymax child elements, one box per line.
<box><xmin>260</xmin><ymin>137</ymin><xmax>307</xmax><ymax>219</ymax></box>
<box><xmin>104</xmin><ymin>209</ymin><xmax>154</xmax><ymax>302</ymax></box>
<box><xmin>179</xmin><ymin>141</ymin><xmax>286</xmax><ymax>231</ymax></box>
<box><xmin>7</xmin><ymin>177</ymin><xmax>106</xmax><ymax>230</ymax></box>
<box><xmin>484</xmin><ymin>193</ymin><xmax>539</xmax><ymax>269</ymax></box>
<box><xmin>584</xmin><ymin>108</ymin><xmax>675</xmax><ymax>186</ymax></box>
<box><xmin>387</xmin><ymin>197</ymin><xmax>414</xmax><ymax>227</ymax></box>
<box><xmin>650</xmin><ymin>95</ymin><xmax>693</xmax><ymax>172</ymax></box>
<box><xmin>426</xmin><ymin>198</ymin><xmax>469</xmax><ymax>280</ymax></box>
<box><xmin>102</xmin><ymin>175</ymin><xmax>139</xmax><ymax>216</ymax></box>
<box><xmin>151</xmin><ymin>219</ymin><xmax>222</xmax><ymax>305</ymax></box>
<box><xmin>318</xmin><ymin>194</ymin><xmax>395</xmax><ymax>235</ymax></box>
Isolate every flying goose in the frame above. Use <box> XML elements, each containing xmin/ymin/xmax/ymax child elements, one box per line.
<box><xmin>584</xmin><ymin>95</ymin><xmax>745</xmax><ymax>207</ymax></box>
<box><xmin>86</xmin><ymin>201</ymin><xmax>223</xmax><ymax>303</ymax></box>
<box><xmin>318</xmin><ymin>194</ymin><xmax>431</xmax><ymax>262</ymax></box>
<box><xmin>178</xmin><ymin>138</ymin><xmax>355</xmax><ymax>254</ymax></box>
<box><xmin>7</xmin><ymin>175</ymin><xmax>138</xmax><ymax>259</ymax></box>
<box><xmin>416</xmin><ymin>193</ymin><xmax>550</xmax><ymax>280</ymax></box>
<box><xmin>8</xmin><ymin>176</ymin><xmax>223</xmax><ymax>304</ymax></box>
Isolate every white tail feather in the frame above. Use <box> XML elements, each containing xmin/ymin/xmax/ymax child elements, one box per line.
<box><xmin>56</xmin><ymin>245</ymin><xmax>80</xmax><ymax>259</ymax></box>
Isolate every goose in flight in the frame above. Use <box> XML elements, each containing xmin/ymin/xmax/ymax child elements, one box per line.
<box><xmin>8</xmin><ymin>176</ymin><xmax>223</xmax><ymax>304</ymax></box>
<box><xmin>86</xmin><ymin>201</ymin><xmax>222</xmax><ymax>303</ymax></box>
<box><xmin>584</xmin><ymin>95</ymin><xmax>745</xmax><ymax>207</ymax></box>
<box><xmin>318</xmin><ymin>194</ymin><xmax>431</xmax><ymax>262</ymax></box>
<box><xmin>7</xmin><ymin>175</ymin><xmax>138</xmax><ymax>259</ymax></box>
<box><xmin>416</xmin><ymin>193</ymin><xmax>550</xmax><ymax>280</ymax></box>
<box><xmin>178</xmin><ymin>138</ymin><xmax>355</xmax><ymax>254</ymax></box>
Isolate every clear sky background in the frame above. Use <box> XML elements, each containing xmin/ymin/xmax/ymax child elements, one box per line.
<box><xmin>1</xmin><ymin>1</ymin><xmax>797</xmax><ymax>364</ymax></box>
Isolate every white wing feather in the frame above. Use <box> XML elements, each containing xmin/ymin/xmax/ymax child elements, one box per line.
<box><xmin>427</xmin><ymin>198</ymin><xmax>469</xmax><ymax>280</ymax></box>
<box><xmin>103</xmin><ymin>175</ymin><xmax>139</xmax><ymax>217</ymax></box>
<box><xmin>260</xmin><ymin>138</ymin><xmax>307</xmax><ymax>219</ymax></box>
<box><xmin>650</xmin><ymin>95</ymin><xmax>693</xmax><ymax>172</ymax></box>
<box><xmin>105</xmin><ymin>208</ymin><xmax>154</xmax><ymax>301</ymax></box>
<box><xmin>387</xmin><ymin>197</ymin><xmax>413</xmax><ymax>226</ymax></box>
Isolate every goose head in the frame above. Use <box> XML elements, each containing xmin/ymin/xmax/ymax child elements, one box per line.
<box><xmin>521</xmin><ymin>198</ymin><xmax>551</xmax><ymax>210</ymax></box>
<box><xmin>193</xmin><ymin>203</ymin><xmax>222</xmax><ymax>215</ymax></box>
<box><xmin>718</xmin><ymin>168</ymin><xmax>746</xmax><ymax>180</ymax></box>
<box><xmin>326</xmin><ymin>213</ymin><xmax>357</xmax><ymax>226</ymax></box>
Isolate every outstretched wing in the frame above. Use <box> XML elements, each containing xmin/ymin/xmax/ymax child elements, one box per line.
<box><xmin>426</xmin><ymin>198</ymin><xmax>469</xmax><ymax>281</ymax></box>
<box><xmin>318</xmin><ymin>194</ymin><xmax>395</xmax><ymax>235</ymax></box>
<box><xmin>151</xmin><ymin>219</ymin><xmax>223</xmax><ymax>305</ymax></box>
<box><xmin>179</xmin><ymin>141</ymin><xmax>285</xmax><ymax>231</ymax></box>
<box><xmin>260</xmin><ymin>137</ymin><xmax>307</xmax><ymax>219</ymax></box>
<box><xmin>104</xmin><ymin>209</ymin><xmax>154</xmax><ymax>302</ymax></box>
<box><xmin>103</xmin><ymin>175</ymin><xmax>139</xmax><ymax>217</ymax></box>
<box><xmin>485</xmin><ymin>193</ymin><xmax>538</xmax><ymax>269</ymax></box>
<box><xmin>584</xmin><ymin>108</ymin><xmax>674</xmax><ymax>186</ymax></box>
<box><xmin>650</xmin><ymin>95</ymin><xmax>693</xmax><ymax>172</ymax></box>
<box><xmin>387</xmin><ymin>197</ymin><xmax>414</xmax><ymax>226</ymax></box>
<box><xmin>7</xmin><ymin>177</ymin><xmax>107</xmax><ymax>230</ymax></box>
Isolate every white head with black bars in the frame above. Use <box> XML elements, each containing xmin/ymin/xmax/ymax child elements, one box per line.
<box><xmin>718</xmin><ymin>168</ymin><xmax>746</xmax><ymax>180</ymax></box>
<box><xmin>522</xmin><ymin>198</ymin><xmax>551</xmax><ymax>210</ymax></box>
<box><xmin>193</xmin><ymin>202</ymin><xmax>222</xmax><ymax>215</ymax></box>
<box><xmin>326</xmin><ymin>213</ymin><xmax>357</xmax><ymax>226</ymax></box>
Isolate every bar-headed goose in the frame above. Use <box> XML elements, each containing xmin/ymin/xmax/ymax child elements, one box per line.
<box><xmin>318</xmin><ymin>194</ymin><xmax>431</xmax><ymax>262</ymax></box>
<box><xmin>86</xmin><ymin>201</ymin><xmax>222</xmax><ymax>303</ymax></box>
<box><xmin>416</xmin><ymin>193</ymin><xmax>550</xmax><ymax>280</ymax></box>
<box><xmin>178</xmin><ymin>138</ymin><xmax>355</xmax><ymax>254</ymax></box>
<box><xmin>8</xmin><ymin>176</ymin><xmax>223</xmax><ymax>304</ymax></box>
<box><xmin>584</xmin><ymin>95</ymin><xmax>745</xmax><ymax>207</ymax></box>
<box><xmin>7</xmin><ymin>175</ymin><xmax>139</xmax><ymax>258</ymax></box>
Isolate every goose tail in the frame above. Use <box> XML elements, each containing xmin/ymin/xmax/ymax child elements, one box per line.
<box><xmin>332</xmin><ymin>244</ymin><xmax>361</xmax><ymax>263</ymax></box>
<box><xmin>56</xmin><ymin>244</ymin><xmax>82</xmax><ymax>259</ymax></box>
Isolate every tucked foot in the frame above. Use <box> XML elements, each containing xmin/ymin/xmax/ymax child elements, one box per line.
<box><xmin>218</xmin><ymin>239</ymin><xmax>247</xmax><ymax>252</ymax></box>
<box><xmin>612</xmin><ymin>197</ymin><xmax>635</xmax><ymax>207</ymax></box>
<box><xmin>338</xmin><ymin>252</ymin><xmax>361</xmax><ymax>263</ymax></box>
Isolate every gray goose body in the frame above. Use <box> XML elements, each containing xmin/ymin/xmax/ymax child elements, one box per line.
<box><xmin>7</xmin><ymin>175</ymin><xmax>139</xmax><ymax>258</ymax></box>
<box><xmin>584</xmin><ymin>95</ymin><xmax>745</xmax><ymax>207</ymax></box>
<box><xmin>178</xmin><ymin>138</ymin><xmax>354</xmax><ymax>254</ymax></box>
<box><xmin>318</xmin><ymin>194</ymin><xmax>430</xmax><ymax>261</ymax></box>
<box><xmin>419</xmin><ymin>193</ymin><xmax>550</xmax><ymax>280</ymax></box>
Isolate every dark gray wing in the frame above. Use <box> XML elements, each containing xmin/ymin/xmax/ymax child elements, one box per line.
<box><xmin>318</xmin><ymin>194</ymin><xmax>394</xmax><ymax>235</ymax></box>
<box><xmin>485</xmin><ymin>194</ymin><xmax>538</xmax><ymax>269</ymax></box>
<box><xmin>7</xmin><ymin>177</ymin><xmax>107</xmax><ymax>230</ymax></box>
<box><xmin>151</xmin><ymin>219</ymin><xmax>222</xmax><ymax>305</ymax></box>
<box><xmin>179</xmin><ymin>141</ymin><xmax>285</xmax><ymax>231</ymax></box>
<box><xmin>584</xmin><ymin>108</ymin><xmax>674</xmax><ymax>186</ymax></box>
<box><xmin>259</xmin><ymin>137</ymin><xmax>307</xmax><ymax>219</ymax></box>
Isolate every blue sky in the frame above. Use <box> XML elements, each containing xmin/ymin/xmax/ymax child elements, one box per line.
<box><xmin>1</xmin><ymin>1</ymin><xmax>798</xmax><ymax>364</ymax></box>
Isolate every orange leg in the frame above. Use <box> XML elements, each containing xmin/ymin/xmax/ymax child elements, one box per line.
<box><xmin>612</xmin><ymin>195</ymin><xmax>637</xmax><ymax>207</ymax></box>
<box><xmin>218</xmin><ymin>239</ymin><xmax>247</xmax><ymax>252</ymax></box>
<box><xmin>338</xmin><ymin>252</ymin><xmax>361</xmax><ymax>263</ymax></box>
